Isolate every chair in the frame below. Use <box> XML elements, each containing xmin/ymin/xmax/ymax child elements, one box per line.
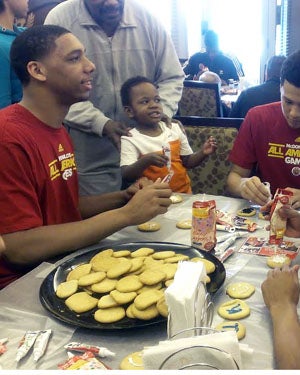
<box><xmin>178</xmin><ymin>81</ymin><xmax>223</xmax><ymax>117</ymax></box>
<box><xmin>174</xmin><ymin>116</ymin><xmax>244</xmax><ymax>195</ymax></box>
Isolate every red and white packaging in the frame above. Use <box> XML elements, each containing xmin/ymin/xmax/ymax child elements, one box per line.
<box><xmin>191</xmin><ymin>200</ymin><xmax>217</xmax><ymax>251</ymax></box>
<box><xmin>269</xmin><ymin>188</ymin><xmax>293</xmax><ymax>245</ymax></box>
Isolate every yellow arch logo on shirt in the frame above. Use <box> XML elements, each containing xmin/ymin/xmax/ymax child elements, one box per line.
<box><xmin>58</xmin><ymin>144</ymin><xmax>64</xmax><ymax>152</ymax></box>
<box><xmin>295</xmin><ymin>137</ymin><xmax>300</xmax><ymax>142</ymax></box>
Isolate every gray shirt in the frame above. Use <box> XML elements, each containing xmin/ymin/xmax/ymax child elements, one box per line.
<box><xmin>45</xmin><ymin>0</ymin><xmax>184</xmax><ymax>195</ymax></box>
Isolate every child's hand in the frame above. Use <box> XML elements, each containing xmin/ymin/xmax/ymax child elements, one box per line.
<box><xmin>202</xmin><ymin>136</ymin><xmax>217</xmax><ymax>155</ymax></box>
<box><xmin>142</xmin><ymin>153</ymin><xmax>169</xmax><ymax>168</ymax></box>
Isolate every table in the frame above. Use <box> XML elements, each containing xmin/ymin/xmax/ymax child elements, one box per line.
<box><xmin>1</xmin><ymin>193</ymin><xmax>299</xmax><ymax>370</ymax></box>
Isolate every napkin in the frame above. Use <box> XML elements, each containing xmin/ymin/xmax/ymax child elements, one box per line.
<box><xmin>143</xmin><ymin>331</ymin><xmax>249</xmax><ymax>370</ymax></box>
<box><xmin>164</xmin><ymin>261</ymin><xmax>208</xmax><ymax>338</ymax></box>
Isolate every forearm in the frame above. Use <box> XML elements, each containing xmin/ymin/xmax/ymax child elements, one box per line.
<box><xmin>122</xmin><ymin>160</ymin><xmax>149</xmax><ymax>183</ymax></box>
<box><xmin>226</xmin><ymin>171</ymin><xmax>244</xmax><ymax>197</ymax></box>
<box><xmin>2</xmin><ymin>208</ymin><xmax>131</xmax><ymax>266</ymax></box>
<box><xmin>79</xmin><ymin>190</ymin><xmax>128</xmax><ymax>219</ymax></box>
<box><xmin>270</xmin><ymin>305</ymin><xmax>300</xmax><ymax>369</ymax></box>
<box><xmin>182</xmin><ymin>151</ymin><xmax>206</xmax><ymax>169</ymax></box>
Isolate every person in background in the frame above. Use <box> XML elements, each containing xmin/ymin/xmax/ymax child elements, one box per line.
<box><xmin>25</xmin><ymin>0</ymin><xmax>65</xmax><ymax>26</ymax></box>
<box><xmin>44</xmin><ymin>0</ymin><xmax>184</xmax><ymax>196</ymax></box>
<box><xmin>230</xmin><ymin>55</ymin><xmax>287</xmax><ymax>118</ymax></box>
<box><xmin>0</xmin><ymin>0</ymin><xmax>28</xmax><ymax>109</ymax></box>
<box><xmin>0</xmin><ymin>25</ymin><xmax>172</xmax><ymax>290</ymax></box>
<box><xmin>226</xmin><ymin>49</ymin><xmax>300</xmax><ymax>208</ymax></box>
<box><xmin>198</xmin><ymin>70</ymin><xmax>230</xmax><ymax>117</ymax></box>
<box><xmin>183</xmin><ymin>30</ymin><xmax>239</xmax><ymax>84</ymax></box>
<box><xmin>260</xmin><ymin>201</ymin><xmax>300</xmax><ymax>369</ymax></box>
<box><xmin>120</xmin><ymin>76</ymin><xmax>217</xmax><ymax>193</ymax></box>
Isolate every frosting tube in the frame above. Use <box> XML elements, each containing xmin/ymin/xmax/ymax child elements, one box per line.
<box><xmin>15</xmin><ymin>331</ymin><xmax>40</xmax><ymax>362</ymax></box>
<box><xmin>64</xmin><ymin>342</ymin><xmax>115</xmax><ymax>358</ymax></box>
<box><xmin>33</xmin><ymin>329</ymin><xmax>52</xmax><ymax>362</ymax></box>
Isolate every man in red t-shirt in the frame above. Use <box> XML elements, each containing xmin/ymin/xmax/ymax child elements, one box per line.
<box><xmin>226</xmin><ymin>50</ymin><xmax>300</xmax><ymax>208</ymax></box>
<box><xmin>0</xmin><ymin>25</ymin><xmax>172</xmax><ymax>289</ymax></box>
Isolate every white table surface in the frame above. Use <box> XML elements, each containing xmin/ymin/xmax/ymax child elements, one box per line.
<box><xmin>1</xmin><ymin>193</ymin><xmax>299</xmax><ymax>371</ymax></box>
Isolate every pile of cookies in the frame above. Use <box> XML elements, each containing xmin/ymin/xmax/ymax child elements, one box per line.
<box><xmin>215</xmin><ymin>282</ymin><xmax>255</xmax><ymax>340</ymax></box>
<box><xmin>55</xmin><ymin>247</ymin><xmax>215</xmax><ymax>325</ymax></box>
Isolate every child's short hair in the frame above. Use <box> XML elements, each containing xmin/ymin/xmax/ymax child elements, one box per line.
<box><xmin>120</xmin><ymin>76</ymin><xmax>156</xmax><ymax>106</ymax></box>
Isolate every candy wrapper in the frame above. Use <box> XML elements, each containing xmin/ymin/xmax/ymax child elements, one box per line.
<box><xmin>58</xmin><ymin>351</ymin><xmax>111</xmax><ymax>370</ymax></box>
<box><xmin>191</xmin><ymin>200</ymin><xmax>217</xmax><ymax>251</ymax></box>
<box><xmin>269</xmin><ymin>188</ymin><xmax>293</xmax><ymax>245</ymax></box>
<box><xmin>64</xmin><ymin>342</ymin><xmax>115</xmax><ymax>358</ymax></box>
<box><xmin>0</xmin><ymin>338</ymin><xmax>8</xmax><ymax>355</ymax></box>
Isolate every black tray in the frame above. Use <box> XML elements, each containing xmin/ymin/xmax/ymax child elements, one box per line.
<box><xmin>39</xmin><ymin>241</ymin><xmax>225</xmax><ymax>330</ymax></box>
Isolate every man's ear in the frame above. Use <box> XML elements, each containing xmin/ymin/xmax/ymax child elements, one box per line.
<box><xmin>124</xmin><ymin>106</ymin><xmax>134</xmax><ymax>118</ymax></box>
<box><xmin>26</xmin><ymin>61</ymin><xmax>47</xmax><ymax>82</ymax></box>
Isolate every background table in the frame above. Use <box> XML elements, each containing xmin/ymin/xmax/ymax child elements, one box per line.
<box><xmin>1</xmin><ymin>193</ymin><xmax>299</xmax><ymax>370</ymax></box>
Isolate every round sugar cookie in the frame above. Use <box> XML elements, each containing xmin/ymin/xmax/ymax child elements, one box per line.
<box><xmin>237</xmin><ymin>207</ymin><xmax>256</xmax><ymax>217</ymax></box>
<box><xmin>152</xmin><ymin>251</ymin><xmax>175</xmax><ymax>260</ymax></box>
<box><xmin>78</xmin><ymin>271</ymin><xmax>106</xmax><ymax>286</ymax></box>
<box><xmin>110</xmin><ymin>290</ymin><xmax>137</xmax><ymax>305</ymax></box>
<box><xmin>191</xmin><ymin>257</ymin><xmax>216</xmax><ymax>274</ymax></box>
<box><xmin>112</xmin><ymin>250</ymin><xmax>131</xmax><ymax>258</ymax></box>
<box><xmin>119</xmin><ymin>351</ymin><xmax>144</xmax><ymax>370</ymax></box>
<box><xmin>267</xmin><ymin>254</ymin><xmax>291</xmax><ymax>269</ymax></box>
<box><xmin>176</xmin><ymin>219</ymin><xmax>192</xmax><ymax>229</ymax></box>
<box><xmin>226</xmin><ymin>282</ymin><xmax>255</xmax><ymax>299</ymax></box>
<box><xmin>170</xmin><ymin>194</ymin><xmax>183</xmax><ymax>204</ymax></box>
<box><xmin>131</xmin><ymin>303</ymin><xmax>159</xmax><ymax>320</ymax></box>
<box><xmin>56</xmin><ymin>279</ymin><xmax>78</xmax><ymax>299</ymax></box>
<box><xmin>131</xmin><ymin>247</ymin><xmax>155</xmax><ymax>258</ymax></box>
<box><xmin>98</xmin><ymin>294</ymin><xmax>119</xmax><ymax>309</ymax></box>
<box><xmin>156</xmin><ymin>296</ymin><xmax>169</xmax><ymax>318</ymax></box>
<box><xmin>116</xmin><ymin>275</ymin><xmax>143</xmax><ymax>292</ymax></box>
<box><xmin>66</xmin><ymin>263</ymin><xmax>92</xmax><ymax>281</ymax></box>
<box><xmin>65</xmin><ymin>292</ymin><xmax>98</xmax><ymax>313</ymax></box>
<box><xmin>94</xmin><ymin>306</ymin><xmax>125</xmax><ymax>323</ymax></box>
<box><xmin>215</xmin><ymin>320</ymin><xmax>246</xmax><ymax>340</ymax></box>
<box><xmin>217</xmin><ymin>299</ymin><xmax>250</xmax><ymax>320</ymax></box>
<box><xmin>137</xmin><ymin>222</ymin><xmax>161</xmax><ymax>232</ymax></box>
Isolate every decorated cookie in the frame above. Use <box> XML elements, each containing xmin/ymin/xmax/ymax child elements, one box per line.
<box><xmin>170</xmin><ymin>194</ymin><xmax>183</xmax><ymax>204</ymax></box>
<box><xmin>267</xmin><ymin>254</ymin><xmax>291</xmax><ymax>269</ymax></box>
<box><xmin>119</xmin><ymin>351</ymin><xmax>144</xmax><ymax>370</ymax></box>
<box><xmin>237</xmin><ymin>207</ymin><xmax>256</xmax><ymax>217</ymax></box>
<box><xmin>215</xmin><ymin>320</ymin><xmax>246</xmax><ymax>340</ymax></box>
<box><xmin>217</xmin><ymin>299</ymin><xmax>250</xmax><ymax>320</ymax></box>
<box><xmin>137</xmin><ymin>222</ymin><xmax>161</xmax><ymax>232</ymax></box>
<box><xmin>226</xmin><ymin>282</ymin><xmax>255</xmax><ymax>299</ymax></box>
<box><xmin>176</xmin><ymin>219</ymin><xmax>192</xmax><ymax>229</ymax></box>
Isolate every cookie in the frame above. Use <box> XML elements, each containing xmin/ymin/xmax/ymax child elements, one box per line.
<box><xmin>170</xmin><ymin>194</ymin><xmax>183</xmax><ymax>204</ymax></box>
<box><xmin>226</xmin><ymin>282</ymin><xmax>255</xmax><ymax>299</ymax></box>
<box><xmin>137</xmin><ymin>222</ymin><xmax>161</xmax><ymax>232</ymax></box>
<box><xmin>66</xmin><ymin>263</ymin><xmax>92</xmax><ymax>281</ymax></box>
<box><xmin>131</xmin><ymin>247</ymin><xmax>155</xmax><ymax>258</ymax></box>
<box><xmin>94</xmin><ymin>306</ymin><xmax>125</xmax><ymax>323</ymax></box>
<box><xmin>56</xmin><ymin>280</ymin><xmax>78</xmax><ymax>299</ymax></box>
<box><xmin>106</xmin><ymin>258</ymin><xmax>132</xmax><ymax>279</ymax></box>
<box><xmin>91</xmin><ymin>278</ymin><xmax>117</xmax><ymax>293</ymax></box>
<box><xmin>125</xmin><ymin>303</ymin><xmax>136</xmax><ymax>319</ymax></box>
<box><xmin>131</xmin><ymin>303</ymin><xmax>159</xmax><ymax>320</ymax></box>
<box><xmin>176</xmin><ymin>219</ymin><xmax>192</xmax><ymax>229</ymax></box>
<box><xmin>217</xmin><ymin>299</ymin><xmax>250</xmax><ymax>320</ymax></box>
<box><xmin>112</xmin><ymin>250</ymin><xmax>131</xmax><ymax>258</ymax></box>
<box><xmin>267</xmin><ymin>254</ymin><xmax>291</xmax><ymax>268</ymax></box>
<box><xmin>156</xmin><ymin>296</ymin><xmax>169</xmax><ymax>318</ymax></box>
<box><xmin>134</xmin><ymin>289</ymin><xmax>164</xmax><ymax>310</ymax></box>
<box><xmin>139</xmin><ymin>269</ymin><xmax>166</xmax><ymax>285</ymax></box>
<box><xmin>128</xmin><ymin>257</ymin><xmax>144</xmax><ymax>273</ymax></box>
<box><xmin>110</xmin><ymin>290</ymin><xmax>137</xmax><ymax>305</ymax></box>
<box><xmin>191</xmin><ymin>257</ymin><xmax>216</xmax><ymax>274</ymax></box>
<box><xmin>119</xmin><ymin>351</ymin><xmax>144</xmax><ymax>370</ymax></box>
<box><xmin>215</xmin><ymin>320</ymin><xmax>246</xmax><ymax>340</ymax></box>
<box><xmin>65</xmin><ymin>292</ymin><xmax>98</xmax><ymax>313</ymax></box>
<box><xmin>78</xmin><ymin>271</ymin><xmax>106</xmax><ymax>286</ymax></box>
<box><xmin>89</xmin><ymin>249</ymin><xmax>114</xmax><ymax>264</ymax></box>
<box><xmin>152</xmin><ymin>251</ymin><xmax>175</xmax><ymax>260</ymax></box>
<box><xmin>137</xmin><ymin>282</ymin><xmax>163</xmax><ymax>294</ymax></box>
<box><xmin>116</xmin><ymin>275</ymin><xmax>143</xmax><ymax>292</ymax></box>
<box><xmin>164</xmin><ymin>254</ymin><xmax>189</xmax><ymax>263</ymax></box>
<box><xmin>98</xmin><ymin>294</ymin><xmax>119</xmax><ymax>309</ymax></box>
<box><xmin>237</xmin><ymin>207</ymin><xmax>256</xmax><ymax>217</ymax></box>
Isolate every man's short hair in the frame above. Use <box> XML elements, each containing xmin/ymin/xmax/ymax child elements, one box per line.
<box><xmin>280</xmin><ymin>50</ymin><xmax>300</xmax><ymax>88</ymax></box>
<box><xmin>10</xmin><ymin>24</ymin><xmax>70</xmax><ymax>86</ymax></box>
<box><xmin>204</xmin><ymin>30</ymin><xmax>219</xmax><ymax>50</ymax></box>
<box><xmin>120</xmin><ymin>76</ymin><xmax>155</xmax><ymax>106</ymax></box>
<box><xmin>266</xmin><ymin>55</ymin><xmax>286</xmax><ymax>80</ymax></box>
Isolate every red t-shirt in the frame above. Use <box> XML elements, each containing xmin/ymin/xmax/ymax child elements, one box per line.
<box><xmin>229</xmin><ymin>102</ymin><xmax>300</xmax><ymax>196</ymax></box>
<box><xmin>0</xmin><ymin>104</ymin><xmax>81</xmax><ymax>288</ymax></box>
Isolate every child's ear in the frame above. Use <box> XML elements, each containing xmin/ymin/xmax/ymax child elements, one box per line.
<box><xmin>124</xmin><ymin>106</ymin><xmax>134</xmax><ymax>119</ymax></box>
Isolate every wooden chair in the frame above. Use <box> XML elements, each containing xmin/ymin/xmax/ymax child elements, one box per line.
<box><xmin>174</xmin><ymin>116</ymin><xmax>244</xmax><ymax>195</ymax></box>
<box><xmin>178</xmin><ymin>81</ymin><xmax>223</xmax><ymax>117</ymax></box>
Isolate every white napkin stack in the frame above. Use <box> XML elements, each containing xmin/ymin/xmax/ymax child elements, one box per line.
<box><xmin>143</xmin><ymin>331</ymin><xmax>253</xmax><ymax>370</ymax></box>
<box><xmin>164</xmin><ymin>260</ymin><xmax>207</xmax><ymax>337</ymax></box>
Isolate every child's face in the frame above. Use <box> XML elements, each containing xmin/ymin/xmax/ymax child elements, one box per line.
<box><xmin>127</xmin><ymin>82</ymin><xmax>163</xmax><ymax>126</ymax></box>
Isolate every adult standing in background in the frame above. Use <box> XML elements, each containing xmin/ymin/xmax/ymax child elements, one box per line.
<box><xmin>183</xmin><ymin>30</ymin><xmax>239</xmax><ymax>84</ymax></box>
<box><xmin>0</xmin><ymin>0</ymin><xmax>28</xmax><ymax>109</ymax></box>
<box><xmin>230</xmin><ymin>55</ymin><xmax>286</xmax><ymax>118</ymax></box>
<box><xmin>45</xmin><ymin>0</ymin><xmax>184</xmax><ymax>196</ymax></box>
